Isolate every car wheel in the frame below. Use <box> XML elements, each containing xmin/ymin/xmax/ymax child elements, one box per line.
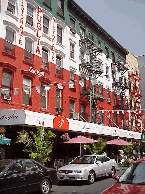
<box><xmin>110</xmin><ymin>168</ymin><xmax>116</xmax><ymax>177</ymax></box>
<box><xmin>88</xmin><ymin>171</ymin><xmax>95</xmax><ymax>184</ymax></box>
<box><xmin>40</xmin><ymin>179</ymin><xmax>51</xmax><ymax>194</ymax></box>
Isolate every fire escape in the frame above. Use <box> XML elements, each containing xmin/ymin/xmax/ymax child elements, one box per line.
<box><xmin>79</xmin><ymin>35</ymin><xmax>104</xmax><ymax>123</ymax></box>
<box><xmin>128</xmin><ymin>71</ymin><xmax>142</xmax><ymax>132</ymax></box>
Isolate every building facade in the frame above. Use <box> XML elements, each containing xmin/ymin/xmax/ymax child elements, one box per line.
<box><xmin>0</xmin><ymin>0</ymin><xmax>142</xmax><ymax>159</ymax></box>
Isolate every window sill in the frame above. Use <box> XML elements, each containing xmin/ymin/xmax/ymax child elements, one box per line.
<box><xmin>25</xmin><ymin>23</ymin><xmax>36</xmax><ymax>32</ymax></box>
<box><xmin>69</xmin><ymin>57</ymin><xmax>76</xmax><ymax>63</ymax></box>
<box><xmin>2</xmin><ymin>51</ymin><xmax>16</xmax><ymax>60</ymax></box>
<box><xmin>1</xmin><ymin>98</ymin><xmax>13</xmax><ymax>105</ymax></box>
<box><xmin>22</xmin><ymin>104</ymin><xmax>32</xmax><ymax>110</ymax></box>
<box><xmin>23</xmin><ymin>59</ymin><xmax>34</xmax><ymax>66</ymax></box>
<box><xmin>56</xmin><ymin>12</ymin><xmax>65</xmax><ymax>20</ymax></box>
<box><xmin>56</xmin><ymin>42</ymin><xmax>64</xmax><ymax>49</ymax></box>
<box><xmin>42</xmin><ymin>33</ymin><xmax>51</xmax><ymax>41</ymax></box>
<box><xmin>5</xmin><ymin>11</ymin><xmax>18</xmax><ymax>21</ymax></box>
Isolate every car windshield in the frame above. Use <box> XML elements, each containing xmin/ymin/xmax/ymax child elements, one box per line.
<box><xmin>0</xmin><ymin>159</ymin><xmax>12</xmax><ymax>173</ymax></box>
<box><xmin>118</xmin><ymin>161</ymin><xmax>145</xmax><ymax>185</ymax></box>
<box><xmin>70</xmin><ymin>156</ymin><xmax>96</xmax><ymax>164</ymax></box>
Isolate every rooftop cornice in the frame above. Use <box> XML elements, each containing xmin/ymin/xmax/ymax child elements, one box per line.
<box><xmin>68</xmin><ymin>0</ymin><xmax>128</xmax><ymax>55</ymax></box>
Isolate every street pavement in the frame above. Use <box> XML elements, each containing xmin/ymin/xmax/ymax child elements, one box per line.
<box><xmin>50</xmin><ymin>170</ymin><xmax>125</xmax><ymax>194</ymax></box>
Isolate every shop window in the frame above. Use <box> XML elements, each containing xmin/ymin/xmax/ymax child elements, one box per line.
<box><xmin>80</xmin><ymin>26</ymin><xmax>85</xmax><ymax>39</ymax></box>
<box><xmin>56</xmin><ymin>88</ymin><xmax>61</xmax><ymax>109</ymax></box>
<box><xmin>42</xmin><ymin>47</ymin><xmax>48</xmax><ymax>70</ymax></box>
<box><xmin>1</xmin><ymin>70</ymin><xmax>12</xmax><ymax>100</ymax></box>
<box><xmin>5</xmin><ymin>28</ymin><xmax>14</xmax><ymax>55</ymax></box>
<box><xmin>105</xmin><ymin>46</ymin><xmax>109</xmax><ymax>58</ymax></box>
<box><xmin>70</xmin><ymin>100</ymin><xmax>75</xmax><ymax>119</ymax></box>
<box><xmin>41</xmin><ymin>83</ymin><xmax>47</xmax><ymax>109</ymax></box>
<box><xmin>57</xmin><ymin>0</ymin><xmax>64</xmax><ymax>16</ymax></box>
<box><xmin>57</xmin><ymin>26</ymin><xmax>62</xmax><ymax>44</ymax></box>
<box><xmin>80</xmin><ymin>104</ymin><xmax>85</xmax><ymax>120</ymax></box>
<box><xmin>24</xmin><ymin>39</ymin><xmax>33</xmax><ymax>63</ymax></box>
<box><xmin>56</xmin><ymin>55</ymin><xmax>62</xmax><ymax>76</ymax></box>
<box><xmin>7</xmin><ymin>0</ymin><xmax>15</xmax><ymax>14</ymax></box>
<box><xmin>26</xmin><ymin>5</ymin><xmax>33</xmax><ymax>26</ymax></box>
<box><xmin>70</xmin><ymin>42</ymin><xmax>75</xmax><ymax>59</ymax></box>
<box><xmin>43</xmin><ymin>16</ymin><xmax>49</xmax><ymax>34</ymax></box>
<box><xmin>22</xmin><ymin>77</ymin><xmax>31</xmax><ymax>105</ymax></box>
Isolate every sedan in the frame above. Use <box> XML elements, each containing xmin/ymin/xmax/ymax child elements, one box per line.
<box><xmin>57</xmin><ymin>155</ymin><xmax>117</xmax><ymax>184</ymax></box>
<box><xmin>0</xmin><ymin>158</ymin><xmax>57</xmax><ymax>194</ymax></box>
<box><xmin>102</xmin><ymin>157</ymin><xmax>145</xmax><ymax>194</ymax></box>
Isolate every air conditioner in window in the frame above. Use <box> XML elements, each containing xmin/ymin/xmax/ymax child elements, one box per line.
<box><xmin>70</xmin><ymin>112</ymin><xmax>79</xmax><ymax>120</ymax></box>
<box><xmin>3</xmin><ymin>94</ymin><xmax>11</xmax><ymax>100</ymax></box>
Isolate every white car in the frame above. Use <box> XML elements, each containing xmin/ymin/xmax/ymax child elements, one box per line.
<box><xmin>57</xmin><ymin>155</ymin><xmax>117</xmax><ymax>184</ymax></box>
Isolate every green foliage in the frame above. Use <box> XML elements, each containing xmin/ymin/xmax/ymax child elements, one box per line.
<box><xmin>17</xmin><ymin>126</ymin><xmax>56</xmax><ymax>164</ymax></box>
<box><xmin>121</xmin><ymin>144</ymin><xmax>133</xmax><ymax>158</ymax></box>
<box><xmin>122</xmin><ymin>158</ymin><xmax>134</xmax><ymax>167</ymax></box>
<box><xmin>83</xmin><ymin>137</ymin><xmax>106</xmax><ymax>155</ymax></box>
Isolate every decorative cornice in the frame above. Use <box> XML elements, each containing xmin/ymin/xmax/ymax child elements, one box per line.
<box><xmin>0</xmin><ymin>62</ymin><xmax>17</xmax><ymax>72</ymax></box>
<box><xmin>39</xmin><ymin>76</ymin><xmax>51</xmax><ymax>84</ymax></box>
<box><xmin>25</xmin><ymin>0</ymin><xmax>38</xmax><ymax>8</ymax></box>
<box><xmin>40</xmin><ymin>41</ymin><xmax>52</xmax><ymax>50</ymax></box>
<box><xmin>23</xmin><ymin>31</ymin><xmax>37</xmax><ymax>42</ymax></box>
<box><xmin>42</xmin><ymin>8</ymin><xmax>53</xmax><ymax>20</ymax></box>
<box><xmin>55</xmin><ymin>18</ymin><xmax>66</xmax><ymax>29</ymax></box>
<box><xmin>21</xmin><ymin>70</ymin><xmax>36</xmax><ymax>79</ymax></box>
<box><xmin>3</xmin><ymin>20</ymin><xmax>19</xmax><ymax>32</ymax></box>
<box><xmin>55</xmin><ymin>49</ymin><xmax>65</xmax><ymax>57</ymax></box>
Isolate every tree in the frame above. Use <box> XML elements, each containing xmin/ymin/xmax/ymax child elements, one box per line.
<box><xmin>17</xmin><ymin>126</ymin><xmax>56</xmax><ymax>164</ymax></box>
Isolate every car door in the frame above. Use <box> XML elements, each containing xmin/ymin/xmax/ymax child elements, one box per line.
<box><xmin>23</xmin><ymin>159</ymin><xmax>44</xmax><ymax>193</ymax></box>
<box><xmin>103</xmin><ymin>156</ymin><xmax>111</xmax><ymax>174</ymax></box>
<box><xmin>0</xmin><ymin>161</ymin><xmax>25</xmax><ymax>194</ymax></box>
<box><xmin>93</xmin><ymin>156</ymin><xmax>105</xmax><ymax>177</ymax></box>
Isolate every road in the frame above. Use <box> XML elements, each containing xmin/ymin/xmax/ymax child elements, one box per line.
<box><xmin>50</xmin><ymin>170</ymin><xmax>125</xmax><ymax>194</ymax></box>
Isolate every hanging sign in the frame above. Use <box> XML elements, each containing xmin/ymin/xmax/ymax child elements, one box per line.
<box><xmin>35</xmin><ymin>7</ymin><xmax>42</xmax><ymax>54</ymax></box>
<box><xmin>19</xmin><ymin>0</ymin><xmax>24</xmax><ymax>45</ymax></box>
<box><xmin>53</xmin><ymin>116</ymin><xmax>69</xmax><ymax>130</ymax></box>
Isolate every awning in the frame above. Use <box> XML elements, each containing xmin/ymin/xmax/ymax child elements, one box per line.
<box><xmin>0</xmin><ymin>135</ymin><xmax>11</xmax><ymax>145</ymax></box>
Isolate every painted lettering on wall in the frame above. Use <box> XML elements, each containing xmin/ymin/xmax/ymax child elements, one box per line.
<box><xmin>35</xmin><ymin>7</ymin><xmax>42</xmax><ymax>54</ymax></box>
<box><xmin>52</xmin><ymin>18</ymin><xmax>56</xmax><ymax>61</ymax></box>
<box><xmin>19</xmin><ymin>0</ymin><xmax>24</xmax><ymax>45</ymax></box>
<box><xmin>29</xmin><ymin>67</ymin><xmax>45</xmax><ymax>77</ymax></box>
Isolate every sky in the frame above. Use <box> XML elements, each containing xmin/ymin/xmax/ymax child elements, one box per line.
<box><xmin>74</xmin><ymin>0</ymin><xmax>145</xmax><ymax>57</ymax></box>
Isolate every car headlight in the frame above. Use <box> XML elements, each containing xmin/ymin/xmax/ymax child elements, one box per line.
<box><xmin>74</xmin><ymin>170</ymin><xmax>82</xmax><ymax>173</ymax></box>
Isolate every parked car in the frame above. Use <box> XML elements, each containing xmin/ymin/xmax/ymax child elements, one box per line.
<box><xmin>0</xmin><ymin>158</ymin><xmax>57</xmax><ymax>194</ymax></box>
<box><xmin>102</xmin><ymin>157</ymin><xmax>145</xmax><ymax>194</ymax></box>
<box><xmin>57</xmin><ymin>155</ymin><xmax>117</xmax><ymax>184</ymax></box>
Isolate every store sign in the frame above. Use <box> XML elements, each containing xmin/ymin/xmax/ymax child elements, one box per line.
<box><xmin>53</xmin><ymin>116</ymin><xmax>69</xmax><ymax>130</ymax></box>
<box><xmin>52</xmin><ymin>18</ymin><xmax>56</xmax><ymax>61</ymax></box>
<box><xmin>19</xmin><ymin>0</ymin><xmax>24</xmax><ymax>45</ymax></box>
<box><xmin>35</xmin><ymin>7</ymin><xmax>42</xmax><ymax>54</ymax></box>
<box><xmin>29</xmin><ymin>67</ymin><xmax>45</xmax><ymax>77</ymax></box>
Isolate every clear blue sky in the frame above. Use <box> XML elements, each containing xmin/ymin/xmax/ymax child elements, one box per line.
<box><xmin>74</xmin><ymin>0</ymin><xmax>145</xmax><ymax>57</ymax></box>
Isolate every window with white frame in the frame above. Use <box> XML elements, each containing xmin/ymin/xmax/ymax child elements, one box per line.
<box><xmin>7</xmin><ymin>0</ymin><xmax>16</xmax><ymax>14</ymax></box>
<box><xmin>1</xmin><ymin>70</ymin><xmax>12</xmax><ymax>100</ymax></box>
<box><xmin>89</xmin><ymin>31</ymin><xmax>94</xmax><ymax>41</ymax></box>
<box><xmin>43</xmin><ymin>16</ymin><xmax>49</xmax><ymax>34</ymax></box>
<box><xmin>57</xmin><ymin>0</ymin><xmax>64</xmax><ymax>16</ymax></box>
<box><xmin>70</xmin><ymin>100</ymin><xmax>75</xmax><ymax>119</ymax></box>
<box><xmin>70</xmin><ymin>42</ymin><xmax>75</xmax><ymax>59</ymax></box>
<box><xmin>81</xmin><ymin>104</ymin><xmax>85</xmax><ymax>120</ymax></box>
<box><xmin>26</xmin><ymin>5</ymin><xmax>33</xmax><ymax>26</ymax></box>
<box><xmin>43</xmin><ymin>0</ymin><xmax>51</xmax><ymax>8</ymax></box>
<box><xmin>56</xmin><ymin>88</ymin><xmax>61</xmax><ymax>109</ymax></box>
<box><xmin>22</xmin><ymin>77</ymin><xmax>31</xmax><ymax>105</ymax></box>
<box><xmin>41</xmin><ymin>83</ymin><xmax>47</xmax><ymax>109</ymax></box>
<box><xmin>80</xmin><ymin>26</ymin><xmax>85</xmax><ymax>39</ymax></box>
<box><xmin>5</xmin><ymin>28</ymin><xmax>14</xmax><ymax>55</ymax></box>
<box><xmin>57</xmin><ymin>26</ymin><xmax>62</xmax><ymax>44</ymax></box>
<box><xmin>56</xmin><ymin>55</ymin><xmax>63</xmax><ymax>76</ymax></box>
<box><xmin>25</xmin><ymin>39</ymin><xmax>33</xmax><ymax>63</ymax></box>
<box><xmin>42</xmin><ymin>47</ymin><xmax>48</xmax><ymax>70</ymax></box>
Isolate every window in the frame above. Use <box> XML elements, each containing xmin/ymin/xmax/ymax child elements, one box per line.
<box><xmin>56</xmin><ymin>55</ymin><xmax>62</xmax><ymax>76</ymax></box>
<box><xmin>106</xmin><ymin>66</ymin><xmax>109</xmax><ymax>79</ymax></box>
<box><xmin>107</xmin><ymin>88</ymin><xmax>111</xmax><ymax>102</ymax></box>
<box><xmin>80</xmin><ymin>26</ymin><xmax>85</xmax><ymax>39</ymax></box>
<box><xmin>7</xmin><ymin>0</ymin><xmax>15</xmax><ymax>14</ymax></box>
<box><xmin>24</xmin><ymin>160</ymin><xmax>38</xmax><ymax>173</ymax></box>
<box><xmin>99</xmin><ymin>85</ymin><xmax>103</xmax><ymax>96</ymax></box>
<box><xmin>108</xmin><ymin>111</ymin><xmax>111</xmax><ymax>127</ymax></box>
<box><xmin>57</xmin><ymin>0</ymin><xmax>64</xmax><ymax>16</ymax></box>
<box><xmin>89</xmin><ymin>32</ymin><xmax>94</xmax><ymax>41</ymax></box>
<box><xmin>5</xmin><ymin>28</ymin><xmax>14</xmax><ymax>55</ymax></box>
<box><xmin>25</xmin><ymin>39</ymin><xmax>32</xmax><ymax>63</ymax></box>
<box><xmin>56</xmin><ymin>88</ymin><xmax>61</xmax><ymax>109</ymax></box>
<box><xmin>70</xmin><ymin>71</ymin><xmax>74</xmax><ymax>81</ymax></box>
<box><xmin>70</xmin><ymin>42</ymin><xmax>75</xmax><ymax>59</ymax></box>
<box><xmin>98</xmin><ymin>39</ymin><xmax>101</xmax><ymax>48</ymax></box>
<box><xmin>113</xmin><ymin>112</ymin><xmax>117</xmax><ymax>127</ymax></box>
<box><xmin>1</xmin><ymin>70</ymin><xmax>12</xmax><ymax>100</ymax></box>
<box><xmin>105</xmin><ymin>46</ymin><xmax>109</xmax><ymax>58</ymax></box>
<box><xmin>80</xmin><ymin>104</ymin><xmax>85</xmax><ymax>120</ymax></box>
<box><xmin>26</xmin><ymin>5</ymin><xmax>33</xmax><ymax>26</ymax></box>
<box><xmin>43</xmin><ymin>16</ymin><xmax>49</xmax><ymax>34</ymax></box>
<box><xmin>41</xmin><ymin>83</ymin><xmax>47</xmax><ymax>109</ymax></box>
<box><xmin>7</xmin><ymin>163</ymin><xmax>22</xmax><ymax>176</ymax></box>
<box><xmin>111</xmin><ymin>51</ymin><xmax>115</xmax><ymax>63</ymax></box>
<box><xmin>43</xmin><ymin>0</ymin><xmax>51</xmax><ymax>8</ymax></box>
<box><xmin>22</xmin><ymin>77</ymin><xmax>31</xmax><ymax>105</ymax></box>
<box><xmin>42</xmin><ymin>47</ymin><xmax>48</xmax><ymax>70</ymax></box>
<box><xmin>99</xmin><ymin>111</ymin><xmax>104</xmax><ymax>124</ymax></box>
<box><xmin>57</xmin><ymin>26</ymin><xmax>62</xmax><ymax>44</ymax></box>
<box><xmin>70</xmin><ymin>18</ymin><xmax>75</xmax><ymax>29</ymax></box>
<box><xmin>70</xmin><ymin>100</ymin><xmax>75</xmax><ymax>119</ymax></box>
